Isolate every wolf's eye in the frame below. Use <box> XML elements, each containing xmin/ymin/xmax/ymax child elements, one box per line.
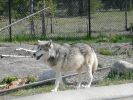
<box><xmin>43</xmin><ymin>47</ymin><xmax>49</xmax><ymax>51</ymax></box>
<box><xmin>37</xmin><ymin>46</ymin><xmax>41</xmax><ymax>49</ymax></box>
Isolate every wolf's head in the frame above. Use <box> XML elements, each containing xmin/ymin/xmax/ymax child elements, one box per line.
<box><xmin>33</xmin><ymin>40</ymin><xmax>56</xmax><ymax>60</ymax></box>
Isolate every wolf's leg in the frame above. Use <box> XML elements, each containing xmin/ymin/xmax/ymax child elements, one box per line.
<box><xmin>59</xmin><ymin>78</ymin><xmax>65</xmax><ymax>90</ymax></box>
<box><xmin>77</xmin><ymin>69</ymin><xmax>82</xmax><ymax>89</ymax></box>
<box><xmin>83</xmin><ymin>64</ymin><xmax>93</xmax><ymax>88</ymax></box>
<box><xmin>51</xmin><ymin>71</ymin><xmax>62</xmax><ymax>92</ymax></box>
<box><xmin>87</xmin><ymin>65</ymin><xmax>93</xmax><ymax>88</ymax></box>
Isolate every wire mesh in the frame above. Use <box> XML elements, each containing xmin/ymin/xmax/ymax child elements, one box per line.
<box><xmin>0</xmin><ymin>0</ymin><xmax>132</xmax><ymax>40</ymax></box>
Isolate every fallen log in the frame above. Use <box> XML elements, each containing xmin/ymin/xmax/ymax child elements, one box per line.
<box><xmin>16</xmin><ymin>48</ymin><xmax>36</xmax><ymax>53</ymax></box>
<box><xmin>0</xmin><ymin>54</ymin><xmax>31</xmax><ymax>58</ymax></box>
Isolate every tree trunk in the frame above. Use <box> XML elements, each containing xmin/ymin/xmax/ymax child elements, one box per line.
<box><xmin>67</xmin><ymin>0</ymin><xmax>73</xmax><ymax>16</ymax></box>
<box><xmin>42</xmin><ymin>0</ymin><xmax>46</xmax><ymax>36</ymax></box>
<box><xmin>42</xmin><ymin>11</ymin><xmax>46</xmax><ymax>36</ymax></box>
<box><xmin>78</xmin><ymin>0</ymin><xmax>83</xmax><ymax>16</ymax></box>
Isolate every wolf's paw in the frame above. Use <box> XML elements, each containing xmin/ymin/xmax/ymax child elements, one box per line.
<box><xmin>82</xmin><ymin>85</ymin><xmax>90</xmax><ymax>88</ymax></box>
<box><xmin>51</xmin><ymin>89</ymin><xmax>58</xmax><ymax>92</ymax></box>
<box><xmin>76</xmin><ymin>85</ymin><xmax>82</xmax><ymax>89</ymax></box>
<box><xmin>60</xmin><ymin>87</ymin><xmax>66</xmax><ymax>90</ymax></box>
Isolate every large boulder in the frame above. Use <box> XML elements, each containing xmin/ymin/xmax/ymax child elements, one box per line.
<box><xmin>111</xmin><ymin>60</ymin><xmax>133</xmax><ymax>73</ymax></box>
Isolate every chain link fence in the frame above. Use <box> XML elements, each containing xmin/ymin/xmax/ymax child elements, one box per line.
<box><xmin>0</xmin><ymin>0</ymin><xmax>133</xmax><ymax>41</ymax></box>
<box><xmin>0</xmin><ymin>1</ymin><xmax>133</xmax><ymax>99</ymax></box>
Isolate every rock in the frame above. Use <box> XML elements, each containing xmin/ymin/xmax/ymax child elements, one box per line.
<box><xmin>38</xmin><ymin>70</ymin><xmax>56</xmax><ymax>81</ymax></box>
<box><xmin>111</xmin><ymin>60</ymin><xmax>133</xmax><ymax>73</ymax></box>
<box><xmin>38</xmin><ymin>69</ymin><xmax>67</xmax><ymax>84</ymax></box>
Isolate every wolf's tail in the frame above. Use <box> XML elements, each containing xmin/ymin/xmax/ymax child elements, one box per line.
<box><xmin>92</xmin><ymin>52</ymin><xmax>98</xmax><ymax>74</ymax></box>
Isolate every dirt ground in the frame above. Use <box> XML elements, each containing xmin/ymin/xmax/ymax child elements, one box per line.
<box><xmin>0</xmin><ymin>43</ymin><xmax>50</xmax><ymax>81</ymax></box>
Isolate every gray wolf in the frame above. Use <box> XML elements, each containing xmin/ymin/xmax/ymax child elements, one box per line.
<box><xmin>33</xmin><ymin>40</ymin><xmax>98</xmax><ymax>92</ymax></box>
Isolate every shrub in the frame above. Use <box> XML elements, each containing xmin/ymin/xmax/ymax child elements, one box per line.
<box><xmin>1</xmin><ymin>76</ymin><xmax>18</xmax><ymax>84</ymax></box>
<box><xmin>110</xmin><ymin>36</ymin><xmax>118</xmax><ymax>43</ymax></box>
<box><xmin>98</xmin><ymin>48</ymin><xmax>113</xmax><ymax>56</ymax></box>
<box><xmin>107</xmin><ymin>70</ymin><xmax>133</xmax><ymax>80</ymax></box>
<box><xmin>110</xmin><ymin>35</ymin><xmax>131</xmax><ymax>43</ymax></box>
<box><xmin>98</xmin><ymin>64</ymin><xmax>103</xmax><ymax>68</ymax></box>
<box><xmin>96</xmin><ymin>37</ymin><xmax>109</xmax><ymax>43</ymax></box>
<box><xmin>127</xmin><ymin>49</ymin><xmax>133</xmax><ymax>57</ymax></box>
<box><xmin>26</xmin><ymin>75</ymin><xmax>37</xmax><ymax>84</ymax></box>
<box><xmin>110</xmin><ymin>35</ymin><xmax>124</xmax><ymax>43</ymax></box>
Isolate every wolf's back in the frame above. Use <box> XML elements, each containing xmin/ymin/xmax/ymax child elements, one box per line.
<box><xmin>72</xmin><ymin>43</ymin><xmax>98</xmax><ymax>73</ymax></box>
<box><xmin>72</xmin><ymin>43</ymin><xmax>92</xmax><ymax>56</ymax></box>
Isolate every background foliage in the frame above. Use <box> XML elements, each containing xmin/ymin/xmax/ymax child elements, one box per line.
<box><xmin>0</xmin><ymin>0</ymin><xmax>132</xmax><ymax>18</ymax></box>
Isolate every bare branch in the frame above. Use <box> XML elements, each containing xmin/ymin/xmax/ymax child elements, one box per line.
<box><xmin>0</xmin><ymin>54</ymin><xmax>31</xmax><ymax>58</ymax></box>
<box><xmin>16</xmin><ymin>48</ymin><xmax>36</xmax><ymax>53</ymax></box>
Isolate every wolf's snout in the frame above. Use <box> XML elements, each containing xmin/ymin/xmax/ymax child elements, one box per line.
<box><xmin>48</xmin><ymin>56</ymin><xmax>55</xmax><ymax>62</ymax></box>
<box><xmin>50</xmin><ymin>56</ymin><xmax>55</xmax><ymax>59</ymax></box>
<box><xmin>33</xmin><ymin>53</ymin><xmax>36</xmax><ymax>57</ymax></box>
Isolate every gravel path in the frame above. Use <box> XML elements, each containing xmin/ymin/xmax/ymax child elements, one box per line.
<box><xmin>0</xmin><ymin>43</ymin><xmax>50</xmax><ymax>81</ymax></box>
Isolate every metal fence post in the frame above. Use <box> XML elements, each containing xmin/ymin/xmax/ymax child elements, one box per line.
<box><xmin>8</xmin><ymin>0</ymin><xmax>12</xmax><ymax>42</ymax></box>
<box><xmin>87</xmin><ymin>0</ymin><xmax>91</xmax><ymax>38</ymax></box>
<box><xmin>42</xmin><ymin>11</ymin><xmax>46</xmax><ymax>36</ymax></box>
<box><xmin>125</xmin><ymin>0</ymin><xmax>128</xmax><ymax>30</ymax></box>
<box><xmin>50</xmin><ymin>15</ymin><xmax>53</xmax><ymax>34</ymax></box>
<box><xmin>30</xmin><ymin>0</ymin><xmax>35</xmax><ymax>36</ymax></box>
<box><xmin>42</xmin><ymin>0</ymin><xmax>46</xmax><ymax>36</ymax></box>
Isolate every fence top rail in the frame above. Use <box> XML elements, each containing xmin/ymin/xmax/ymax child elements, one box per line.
<box><xmin>0</xmin><ymin>7</ymin><xmax>50</xmax><ymax>32</ymax></box>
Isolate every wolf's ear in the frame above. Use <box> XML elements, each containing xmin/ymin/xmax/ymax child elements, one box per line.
<box><xmin>48</xmin><ymin>40</ymin><xmax>52</xmax><ymax>45</ymax></box>
<box><xmin>38</xmin><ymin>40</ymin><xmax>41</xmax><ymax>43</ymax></box>
<box><xmin>49</xmin><ymin>40</ymin><xmax>52</xmax><ymax>43</ymax></box>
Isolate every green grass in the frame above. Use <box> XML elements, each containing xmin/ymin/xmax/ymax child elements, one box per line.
<box><xmin>98</xmin><ymin>79</ymin><xmax>133</xmax><ymax>86</ymax></box>
<box><xmin>7</xmin><ymin>79</ymin><xmax>133</xmax><ymax>97</ymax></box>
<box><xmin>9</xmin><ymin>85</ymin><xmax>54</xmax><ymax>97</ymax></box>
<box><xmin>98</xmin><ymin>64</ymin><xmax>103</xmax><ymax>68</ymax></box>
<box><xmin>0</xmin><ymin>76</ymin><xmax>37</xmax><ymax>85</ymax></box>
<box><xmin>108</xmin><ymin>70</ymin><xmax>133</xmax><ymax>80</ymax></box>
<box><xmin>98</xmin><ymin>71</ymin><xmax>133</xmax><ymax>86</ymax></box>
<box><xmin>8</xmin><ymin>84</ymin><xmax>73</xmax><ymax>97</ymax></box>
<box><xmin>98</xmin><ymin>48</ymin><xmax>113</xmax><ymax>56</ymax></box>
<box><xmin>110</xmin><ymin>34</ymin><xmax>132</xmax><ymax>43</ymax></box>
<box><xmin>96</xmin><ymin>33</ymin><xmax>132</xmax><ymax>43</ymax></box>
<box><xmin>1</xmin><ymin>10</ymin><xmax>133</xmax><ymax>41</ymax></box>
<box><xmin>1</xmin><ymin>76</ymin><xmax>18</xmax><ymax>84</ymax></box>
<box><xmin>0</xmin><ymin>33</ymin><xmax>132</xmax><ymax>44</ymax></box>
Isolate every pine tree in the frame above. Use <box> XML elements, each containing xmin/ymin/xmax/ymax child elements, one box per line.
<box><xmin>90</xmin><ymin>0</ymin><xmax>103</xmax><ymax>12</ymax></box>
